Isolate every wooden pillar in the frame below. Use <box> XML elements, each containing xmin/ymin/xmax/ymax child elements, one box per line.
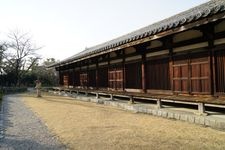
<box><xmin>141</xmin><ymin>53</ymin><xmax>146</xmax><ymax>93</ymax></box>
<box><xmin>107</xmin><ymin>54</ymin><xmax>110</xmax><ymax>91</ymax></box>
<box><xmin>73</xmin><ymin>65</ymin><xmax>75</xmax><ymax>87</ymax></box>
<box><xmin>79</xmin><ymin>63</ymin><xmax>82</xmax><ymax>87</ymax></box>
<box><xmin>96</xmin><ymin>59</ymin><xmax>99</xmax><ymax>90</ymax></box>
<box><xmin>203</xmin><ymin>25</ymin><xmax>215</xmax><ymax>96</ymax></box>
<box><xmin>86</xmin><ymin>63</ymin><xmax>89</xmax><ymax>89</ymax></box>
<box><xmin>209</xmin><ymin>31</ymin><xmax>216</xmax><ymax>96</ymax></box>
<box><xmin>122</xmin><ymin>50</ymin><xmax>126</xmax><ymax>91</ymax></box>
<box><xmin>58</xmin><ymin>69</ymin><xmax>61</xmax><ymax>86</ymax></box>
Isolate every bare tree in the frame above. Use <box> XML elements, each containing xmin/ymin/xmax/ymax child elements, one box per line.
<box><xmin>0</xmin><ymin>43</ymin><xmax>7</xmax><ymax>87</ymax></box>
<box><xmin>3</xmin><ymin>30</ymin><xmax>41</xmax><ymax>86</ymax></box>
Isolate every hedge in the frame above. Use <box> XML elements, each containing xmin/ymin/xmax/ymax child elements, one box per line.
<box><xmin>0</xmin><ymin>87</ymin><xmax>27</xmax><ymax>94</ymax></box>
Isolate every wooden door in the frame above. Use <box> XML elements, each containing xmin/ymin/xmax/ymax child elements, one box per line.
<box><xmin>88</xmin><ymin>70</ymin><xmax>96</xmax><ymax>88</ymax></box>
<box><xmin>172</xmin><ymin>52</ymin><xmax>210</xmax><ymax>94</ymax></box>
<box><xmin>109</xmin><ymin>68</ymin><xmax>123</xmax><ymax>90</ymax></box>
<box><xmin>172</xmin><ymin>56</ymin><xmax>189</xmax><ymax>93</ymax></box>
<box><xmin>80</xmin><ymin>73</ymin><xmax>88</xmax><ymax>87</ymax></box>
<box><xmin>190</xmin><ymin>53</ymin><xmax>210</xmax><ymax>94</ymax></box>
<box><xmin>215</xmin><ymin>50</ymin><xmax>225</xmax><ymax>94</ymax></box>
<box><xmin>125</xmin><ymin>62</ymin><xmax>142</xmax><ymax>89</ymax></box>
<box><xmin>147</xmin><ymin>57</ymin><xmax>171</xmax><ymax>90</ymax></box>
<box><xmin>98</xmin><ymin>67</ymin><xmax>108</xmax><ymax>88</ymax></box>
<box><xmin>74</xmin><ymin>71</ymin><xmax>80</xmax><ymax>86</ymax></box>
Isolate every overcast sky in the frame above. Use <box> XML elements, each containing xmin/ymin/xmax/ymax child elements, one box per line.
<box><xmin>0</xmin><ymin>0</ymin><xmax>209</xmax><ymax>60</ymax></box>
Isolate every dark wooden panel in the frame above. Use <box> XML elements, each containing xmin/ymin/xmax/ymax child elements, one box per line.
<box><xmin>125</xmin><ymin>62</ymin><xmax>142</xmax><ymax>89</ymax></box>
<box><xmin>74</xmin><ymin>71</ymin><xmax>80</xmax><ymax>86</ymax></box>
<box><xmin>215</xmin><ymin>50</ymin><xmax>225</xmax><ymax>94</ymax></box>
<box><xmin>88</xmin><ymin>70</ymin><xmax>96</xmax><ymax>87</ymax></box>
<box><xmin>68</xmin><ymin>70</ymin><xmax>74</xmax><ymax>86</ymax></box>
<box><xmin>59</xmin><ymin>71</ymin><xmax>64</xmax><ymax>86</ymax></box>
<box><xmin>147</xmin><ymin>57</ymin><xmax>171</xmax><ymax>90</ymax></box>
<box><xmin>98</xmin><ymin>67</ymin><xmax>108</xmax><ymax>88</ymax></box>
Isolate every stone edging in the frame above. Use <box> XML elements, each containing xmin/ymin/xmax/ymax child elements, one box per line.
<box><xmin>56</xmin><ymin>92</ymin><xmax>225</xmax><ymax>131</ymax></box>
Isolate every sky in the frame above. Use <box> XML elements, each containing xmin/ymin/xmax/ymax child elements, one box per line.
<box><xmin>0</xmin><ymin>0</ymin><xmax>210</xmax><ymax>61</ymax></box>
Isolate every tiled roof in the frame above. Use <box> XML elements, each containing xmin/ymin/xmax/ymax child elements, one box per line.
<box><xmin>56</xmin><ymin>0</ymin><xmax>225</xmax><ymax>66</ymax></box>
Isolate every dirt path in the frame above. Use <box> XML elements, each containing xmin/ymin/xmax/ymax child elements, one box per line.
<box><xmin>21</xmin><ymin>94</ymin><xmax>225</xmax><ymax>150</ymax></box>
<box><xmin>0</xmin><ymin>95</ymin><xmax>66</xmax><ymax>150</ymax></box>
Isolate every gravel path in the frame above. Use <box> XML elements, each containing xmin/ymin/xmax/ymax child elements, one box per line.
<box><xmin>0</xmin><ymin>95</ymin><xmax>66</xmax><ymax>150</ymax></box>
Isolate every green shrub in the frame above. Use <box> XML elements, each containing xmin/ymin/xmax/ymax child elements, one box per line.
<box><xmin>1</xmin><ymin>87</ymin><xmax>27</xmax><ymax>94</ymax></box>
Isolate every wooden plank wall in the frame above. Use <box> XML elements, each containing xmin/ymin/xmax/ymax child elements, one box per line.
<box><xmin>58</xmin><ymin>20</ymin><xmax>225</xmax><ymax>97</ymax></box>
<box><xmin>147</xmin><ymin>57</ymin><xmax>171</xmax><ymax>90</ymax></box>
<box><xmin>215</xmin><ymin>50</ymin><xmax>225</xmax><ymax>94</ymax></box>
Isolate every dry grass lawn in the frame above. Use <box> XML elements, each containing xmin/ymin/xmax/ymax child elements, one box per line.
<box><xmin>20</xmin><ymin>94</ymin><xmax>225</xmax><ymax>150</ymax></box>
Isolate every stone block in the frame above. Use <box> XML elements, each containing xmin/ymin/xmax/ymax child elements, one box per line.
<box><xmin>195</xmin><ymin>116</ymin><xmax>200</xmax><ymax>124</ymax></box>
<box><xmin>146</xmin><ymin>109</ymin><xmax>152</xmax><ymax>114</ymax></box>
<box><xmin>215</xmin><ymin>121</ymin><xmax>225</xmax><ymax>130</ymax></box>
<box><xmin>174</xmin><ymin>113</ymin><xmax>180</xmax><ymax>120</ymax></box>
<box><xmin>199</xmin><ymin>117</ymin><xmax>205</xmax><ymax>125</ymax></box>
<box><xmin>157</xmin><ymin>110</ymin><xmax>162</xmax><ymax>116</ymax></box>
<box><xmin>142</xmin><ymin>107</ymin><xmax>148</xmax><ymax>114</ymax></box>
<box><xmin>195</xmin><ymin>116</ymin><xmax>204</xmax><ymax>125</ymax></box>
<box><xmin>180</xmin><ymin>114</ymin><xmax>188</xmax><ymax>121</ymax></box>
<box><xmin>152</xmin><ymin>110</ymin><xmax>157</xmax><ymax>116</ymax></box>
<box><xmin>204</xmin><ymin>118</ymin><xmax>211</xmax><ymax>126</ymax></box>
<box><xmin>126</xmin><ymin>105</ymin><xmax>134</xmax><ymax>111</ymax></box>
<box><xmin>97</xmin><ymin>99</ymin><xmax>104</xmax><ymax>104</ymax></box>
<box><xmin>133</xmin><ymin>106</ymin><xmax>139</xmax><ymax>113</ymax></box>
<box><xmin>209</xmin><ymin>119</ymin><xmax>216</xmax><ymax>128</ymax></box>
<box><xmin>162</xmin><ymin>111</ymin><xmax>168</xmax><ymax>118</ymax></box>
<box><xmin>187</xmin><ymin>115</ymin><xmax>195</xmax><ymax>123</ymax></box>
<box><xmin>168</xmin><ymin>112</ymin><xmax>174</xmax><ymax>119</ymax></box>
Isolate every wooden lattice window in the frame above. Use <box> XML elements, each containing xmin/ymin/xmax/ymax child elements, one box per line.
<box><xmin>108</xmin><ymin>69</ymin><xmax>123</xmax><ymax>90</ymax></box>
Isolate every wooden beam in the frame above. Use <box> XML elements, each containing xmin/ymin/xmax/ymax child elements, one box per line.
<box><xmin>122</xmin><ymin>49</ymin><xmax>126</xmax><ymax>91</ymax></box>
<box><xmin>96</xmin><ymin>59</ymin><xmax>99</xmax><ymax>90</ymax></box>
<box><xmin>107</xmin><ymin>53</ymin><xmax>110</xmax><ymax>91</ymax></box>
<box><xmin>87</xmin><ymin>64</ymin><xmax>89</xmax><ymax>89</ymax></box>
<box><xmin>141</xmin><ymin>53</ymin><xmax>146</xmax><ymax>93</ymax></box>
<box><xmin>166</xmin><ymin>35</ymin><xmax>174</xmax><ymax>94</ymax></box>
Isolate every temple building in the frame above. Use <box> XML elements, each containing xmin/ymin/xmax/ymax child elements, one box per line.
<box><xmin>50</xmin><ymin>0</ymin><xmax>225</xmax><ymax>107</ymax></box>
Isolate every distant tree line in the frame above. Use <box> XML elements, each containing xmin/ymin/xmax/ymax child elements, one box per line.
<box><xmin>0</xmin><ymin>30</ymin><xmax>59</xmax><ymax>87</ymax></box>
